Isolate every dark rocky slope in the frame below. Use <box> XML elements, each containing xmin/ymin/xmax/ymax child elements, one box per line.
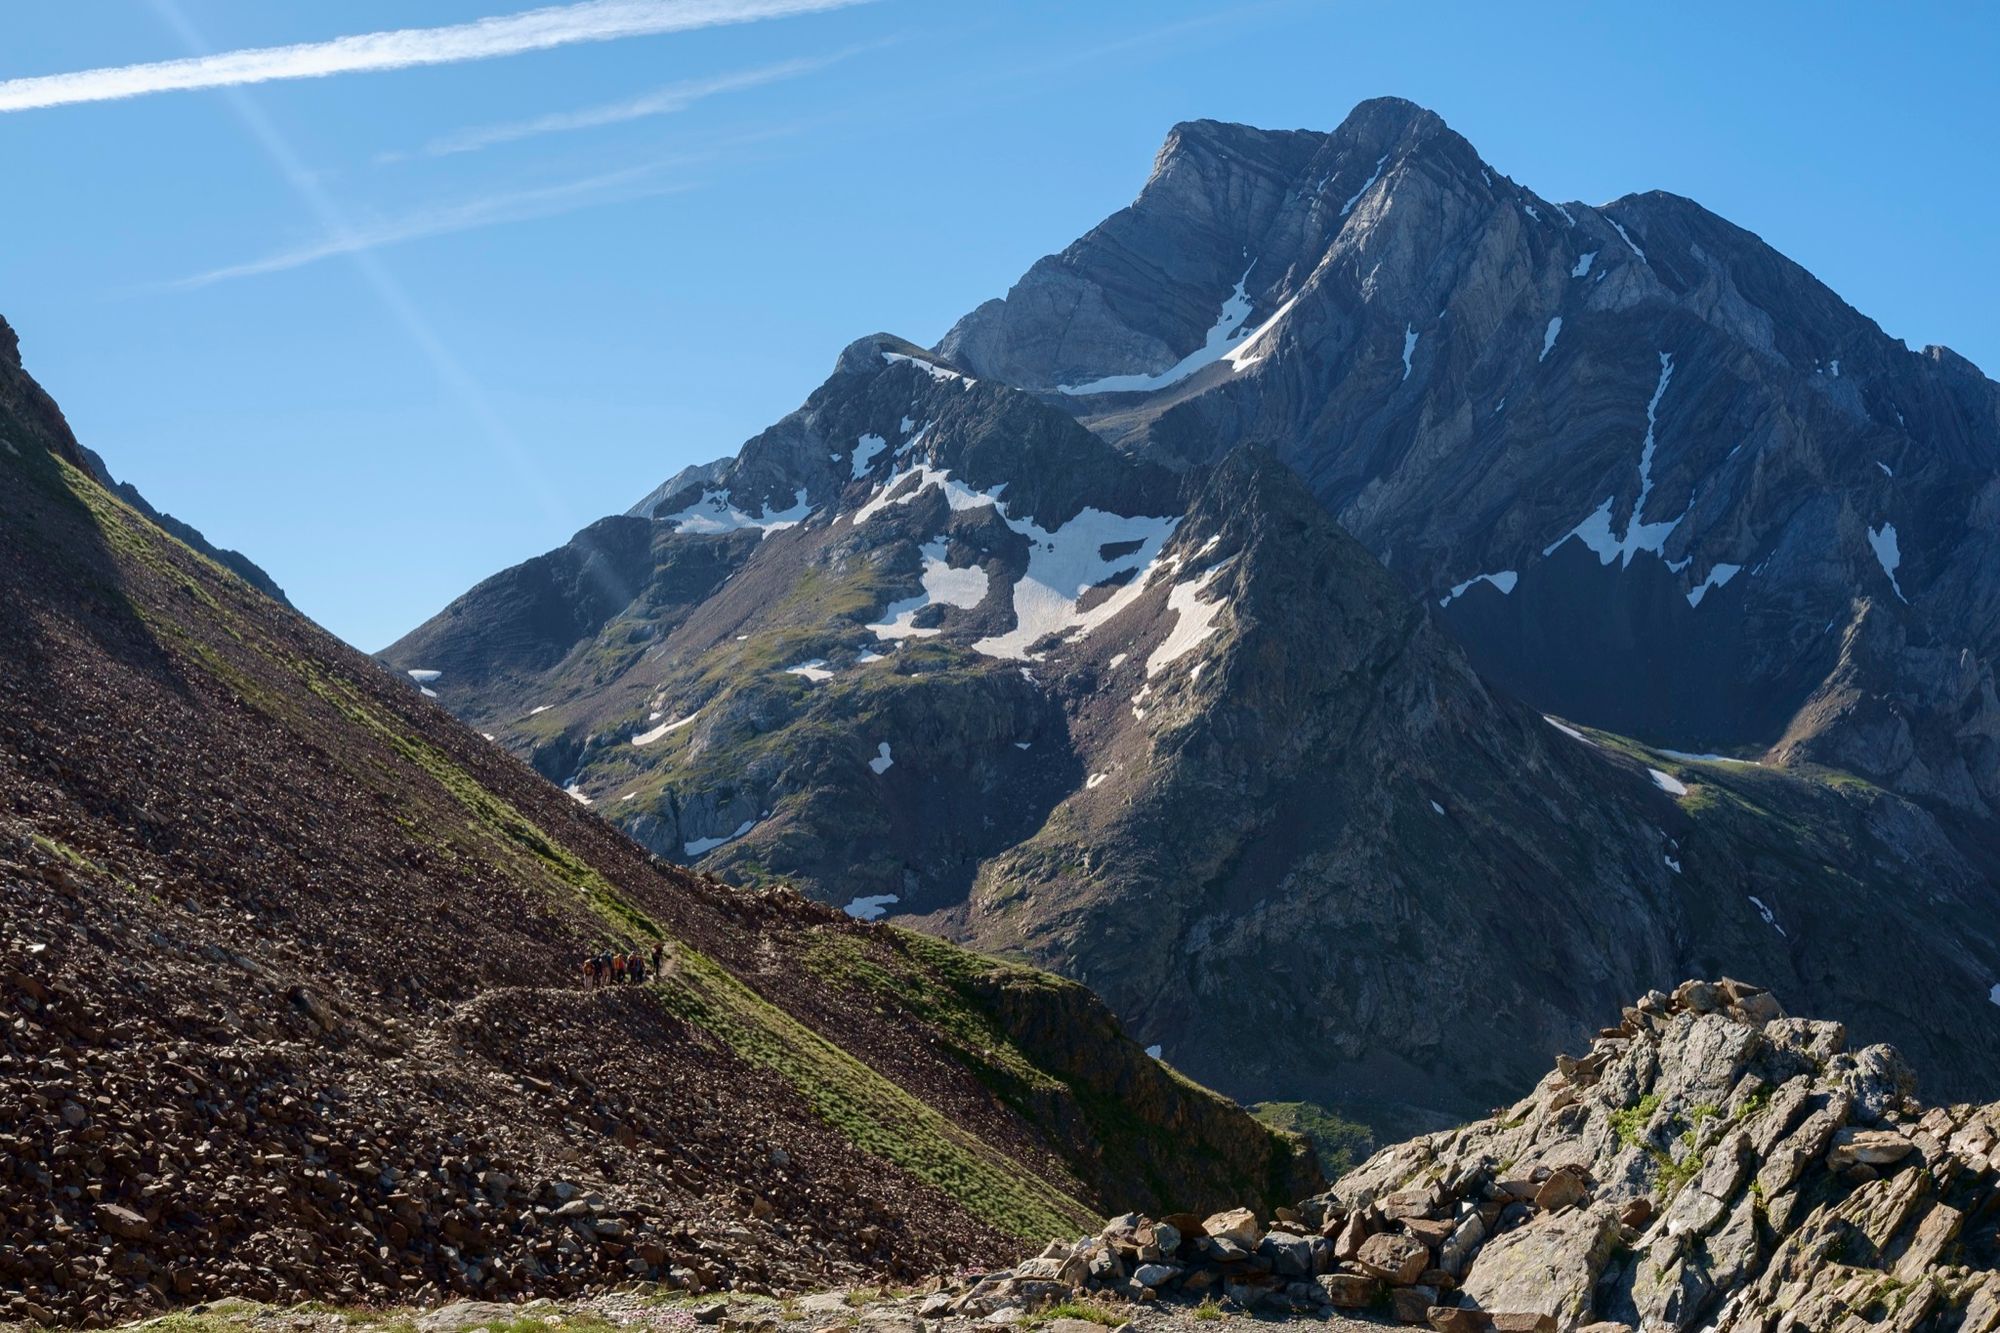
<box><xmin>0</xmin><ymin>320</ymin><xmax>1314</xmax><ymax>1329</ymax></box>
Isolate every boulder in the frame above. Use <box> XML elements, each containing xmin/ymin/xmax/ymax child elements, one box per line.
<box><xmin>1825</xmin><ymin>1126</ymin><xmax>1915</xmax><ymax>1170</ymax></box>
<box><xmin>1258</xmin><ymin>1230</ymin><xmax>1314</xmax><ymax>1277</ymax></box>
<box><xmin>417</xmin><ymin>1302</ymin><xmax>521</xmax><ymax>1333</ymax></box>
<box><xmin>1359</xmin><ymin>1232</ymin><xmax>1431</xmax><ymax>1285</ymax></box>
<box><xmin>1201</xmin><ymin>1207</ymin><xmax>1261</xmax><ymax>1248</ymax></box>
<box><xmin>1458</xmin><ymin>1204</ymin><xmax>1619</xmax><ymax>1329</ymax></box>
<box><xmin>1318</xmin><ymin>1273</ymin><xmax>1381</xmax><ymax>1308</ymax></box>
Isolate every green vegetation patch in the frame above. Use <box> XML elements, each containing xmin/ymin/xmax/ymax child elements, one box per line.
<box><xmin>1251</xmin><ymin>1101</ymin><xmax>1377</xmax><ymax>1177</ymax></box>
<box><xmin>656</xmin><ymin>945</ymin><xmax>1099</xmax><ymax>1242</ymax></box>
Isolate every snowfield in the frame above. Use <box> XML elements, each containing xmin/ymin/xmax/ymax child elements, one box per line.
<box><xmin>684</xmin><ymin>819</ymin><xmax>756</xmax><ymax>857</ymax></box>
<box><xmin>631</xmin><ymin>711</ymin><xmax>699</xmax><ymax>746</ymax></box>
<box><xmin>1057</xmin><ymin>264</ymin><xmax>1257</xmax><ymax>395</ymax></box>
<box><xmin>1146</xmin><ymin>562</ymin><xmax>1232</xmax><ymax>676</ymax></box>
<box><xmin>659</xmin><ymin>486</ymin><xmax>812</xmax><ymax>536</ymax></box>
<box><xmin>843</xmin><ymin>894</ymin><xmax>899</xmax><ymax>921</ymax></box>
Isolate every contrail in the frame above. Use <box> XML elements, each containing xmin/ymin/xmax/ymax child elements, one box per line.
<box><xmin>0</xmin><ymin>0</ymin><xmax>873</xmax><ymax>113</ymax></box>
<box><xmin>407</xmin><ymin>50</ymin><xmax>854</xmax><ymax>159</ymax></box>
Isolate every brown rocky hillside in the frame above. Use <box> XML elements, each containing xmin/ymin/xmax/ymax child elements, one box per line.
<box><xmin>0</xmin><ymin>318</ymin><xmax>1316</xmax><ymax>1329</ymax></box>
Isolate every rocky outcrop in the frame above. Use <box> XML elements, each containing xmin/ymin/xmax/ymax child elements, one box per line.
<box><xmin>944</xmin><ymin>982</ymin><xmax>2000</xmax><ymax>1333</ymax></box>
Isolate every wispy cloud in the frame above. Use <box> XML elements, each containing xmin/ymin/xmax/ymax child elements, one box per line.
<box><xmin>0</xmin><ymin>0</ymin><xmax>873</xmax><ymax>114</ymax></box>
<box><xmin>165</xmin><ymin>162</ymin><xmax>702</xmax><ymax>289</ymax></box>
<box><xmin>395</xmin><ymin>48</ymin><xmax>855</xmax><ymax>161</ymax></box>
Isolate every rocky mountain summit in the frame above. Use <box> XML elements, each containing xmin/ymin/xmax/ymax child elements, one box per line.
<box><xmin>941</xmin><ymin>98</ymin><xmax>2000</xmax><ymax>824</ymax></box>
<box><xmin>950</xmin><ymin>979</ymin><xmax>2000</xmax><ymax>1333</ymax></box>
<box><xmin>386</xmin><ymin>297</ymin><xmax>2000</xmax><ymax>1131</ymax></box>
<box><xmin>0</xmin><ymin>316</ymin><xmax>1311</xmax><ymax>1329</ymax></box>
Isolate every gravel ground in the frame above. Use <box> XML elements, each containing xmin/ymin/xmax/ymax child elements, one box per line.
<box><xmin>0</xmin><ymin>1287</ymin><xmax>1393</xmax><ymax>1333</ymax></box>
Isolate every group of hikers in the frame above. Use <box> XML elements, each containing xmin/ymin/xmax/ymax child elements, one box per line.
<box><xmin>583</xmin><ymin>942</ymin><xmax>664</xmax><ymax>988</ymax></box>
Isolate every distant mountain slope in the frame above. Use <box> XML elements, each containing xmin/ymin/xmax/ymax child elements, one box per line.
<box><xmin>385</xmin><ymin>331</ymin><xmax>2000</xmax><ymax>1135</ymax></box>
<box><xmin>941</xmin><ymin>98</ymin><xmax>2000</xmax><ymax>823</ymax></box>
<box><xmin>0</xmin><ymin>317</ymin><xmax>1313</xmax><ymax>1328</ymax></box>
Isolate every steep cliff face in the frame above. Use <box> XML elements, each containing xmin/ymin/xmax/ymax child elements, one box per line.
<box><xmin>941</xmin><ymin>98</ymin><xmax>2000</xmax><ymax>823</ymax></box>
<box><xmin>383</xmin><ymin>330</ymin><xmax>2000</xmax><ymax>1133</ymax></box>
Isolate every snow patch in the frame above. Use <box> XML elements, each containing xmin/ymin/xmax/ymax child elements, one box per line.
<box><xmin>1650</xmin><ymin>768</ymin><xmax>1689</xmax><ymax>796</ymax></box>
<box><xmin>867</xmin><ymin>742</ymin><xmax>894</xmax><ymax>775</ymax></box>
<box><xmin>1876</xmin><ymin>461</ymin><xmax>1893</xmax><ymax>477</ymax></box>
<box><xmin>527</xmin><ymin>705</ymin><xmax>552</xmax><ymax>716</ymax></box>
<box><xmin>1606</xmin><ymin>215</ymin><xmax>1648</xmax><ymax>263</ymax></box>
<box><xmin>1539</xmin><ymin>316</ymin><xmax>1563</xmax><ymax>362</ymax></box>
<box><xmin>869</xmin><ymin>539</ymin><xmax>991</xmax><ymax>641</ymax></box>
<box><xmin>1867</xmin><ymin>523</ymin><xmax>1908</xmax><ymax>603</ymax></box>
<box><xmin>1658</xmin><ymin>749</ymin><xmax>1761</xmax><ymax>766</ymax></box>
<box><xmin>1086</xmin><ymin>772</ymin><xmax>1109</xmax><ymax>790</ymax></box>
<box><xmin>850</xmin><ymin>433</ymin><xmax>887</xmax><ymax>479</ymax></box>
<box><xmin>1439</xmin><ymin>570</ymin><xmax>1519</xmax><ymax>607</ymax></box>
<box><xmin>843</xmin><ymin>894</ymin><xmax>899</xmax><ymax>922</ymax></box>
<box><xmin>1687</xmin><ymin>562</ymin><xmax>1742</xmax><ymax>608</ymax></box>
<box><xmin>786</xmin><ymin>659</ymin><xmax>835</xmax><ymax>682</ymax></box>
<box><xmin>881</xmin><ymin>351</ymin><xmax>973</xmax><ymax>385</ymax></box>
<box><xmin>1057</xmin><ymin>264</ymin><xmax>1257</xmax><ymax>395</ymax></box>
<box><xmin>684</xmin><ymin>820</ymin><xmax>755</xmax><ymax>857</ymax></box>
<box><xmin>1430</xmin><ymin>800</ymin><xmax>1446</xmax><ymax>816</ymax></box>
<box><xmin>407</xmin><ymin>668</ymin><xmax>442</xmax><ymax>684</ymax></box>
<box><xmin>1665</xmin><ymin>855</ymin><xmax>1682</xmax><ymax>874</ymax></box>
<box><xmin>1748</xmin><ymin>895</ymin><xmax>1786</xmax><ymax>936</ymax></box>
<box><xmin>1108</xmin><ymin>652</ymin><xmax>1129</xmax><ymax>670</ymax></box>
<box><xmin>660</xmin><ymin>486</ymin><xmax>812</xmax><ymax>536</ymax></box>
<box><xmin>1401</xmin><ymin>325</ymin><xmax>1419</xmax><ymax>381</ymax></box>
<box><xmin>1544</xmin><ymin>716</ymin><xmax>1594</xmax><ymax>745</ymax></box>
<box><xmin>856</xmin><ymin>649</ymin><xmax>886</xmax><ymax>664</ymax></box>
<box><xmin>1990</xmin><ymin>982</ymin><xmax>2000</xmax><ymax>1008</ymax></box>
<box><xmin>974</xmin><ymin>512</ymin><xmax>1179</xmax><ymax>660</ymax></box>
<box><xmin>1145</xmin><ymin>1044</ymin><xmax>1164</xmax><ymax>1060</ymax></box>
<box><xmin>632</xmin><ymin>711</ymin><xmax>699</xmax><ymax>746</ymax></box>
<box><xmin>1544</xmin><ymin>353</ymin><xmax>1684</xmax><ymax>567</ymax></box>
<box><xmin>565</xmin><ymin>784</ymin><xmax>592</xmax><ymax>805</ymax></box>
<box><xmin>1221</xmin><ymin>290</ymin><xmax>1302</xmax><ymax>371</ymax></box>
<box><xmin>1571</xmin><ymin>251</ymin><xmax>1596</xmax><ymax>278</ymax></box>
<box><xmin>851</xmin><ymin>461</ymin><xmax>1000</xmax><ymax>526</ymax></box>
<box><xmin>1146</xmin><ymin>562</ymin><xmax>1232</xmax><ymax>676</ymax></box>
<box><xmin>1340</xmin><ymin>154</ymin><xmax>1389</xmax><ymax>216</ymax></box>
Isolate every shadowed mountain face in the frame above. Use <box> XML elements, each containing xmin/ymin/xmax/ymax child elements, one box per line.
<box><xmin>939</xmin><ymin>97</ymin><xmax>2000</xmax><ymax>822</ymax></box>
<box><xmin>1</xmin><ymin>319</ymin><xmax>1317</xmax><ymax>1327</ymax></box>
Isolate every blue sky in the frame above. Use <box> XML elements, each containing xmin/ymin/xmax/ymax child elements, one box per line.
<box><xmin>3</xmin><ymin>1</ymin><xmax>1994</xmax><ymax>651</ymax></box>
